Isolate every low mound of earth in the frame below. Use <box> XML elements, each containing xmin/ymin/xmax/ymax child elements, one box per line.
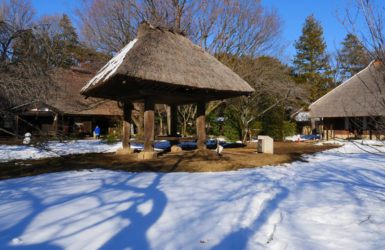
<box><xmin>0</xmin><ymin>142</ymin><xmax>339</xmax><ymax>180</ymax></box>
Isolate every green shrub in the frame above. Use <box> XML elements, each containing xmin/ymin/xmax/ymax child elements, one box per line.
<box><xmin>102</xmin><ymin>131</ymin><xmax>119</xmax><ymax>144</ymax></box>
<box><xmin>283</xmin><ymin>121</ymin><xmax>296</xmax><ymax>137</ymax></box>
<box><xmin>262</xmin><ymin>105</ymin><xmax>284</xmax><ymax>141</ymax></box>
<box><xmin>223</xmin><ymin>110</ymin><xmax>242</xmax><ymax>141</ymax></box>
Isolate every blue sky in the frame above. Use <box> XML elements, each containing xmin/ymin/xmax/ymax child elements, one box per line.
<box><xmin>265</xmin><ymin>0</ymin><xmax>350</xmax><ymax>61</ymax></box>
<box><xmin>29</xmin><ymin>0</ymin><xmax>350</xmax><ymax>61</ymax></box>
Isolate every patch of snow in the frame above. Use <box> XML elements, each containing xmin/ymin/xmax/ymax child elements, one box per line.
<box><xmin>0</xmin><ymin>142</ymin><xmax>385</xmax><ymax>249</ymax></box>
<box><xmin>81</xmin><ymin>39</ymin><xmax>138</xmax><ymax>92</ymax></box>
<box><xmin>285</xmin><ymin>134</ymin><xmax>321</xmax><ymax>141</ymax></box>
<box><xmin>0</xmin><ymin>139</ymin><xmax>168</xmax><ymax>163</ymax></box>
<box><xmin>294</xmin><ymin>111</ymin><xmax>310</xmax><ymax>122</ymax></box>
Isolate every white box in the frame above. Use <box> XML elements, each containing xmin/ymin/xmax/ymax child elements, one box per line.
<box><xmin>257</xmin><ymin>135</ymin><xmax>274</xmax><ymax>154</ymax></box>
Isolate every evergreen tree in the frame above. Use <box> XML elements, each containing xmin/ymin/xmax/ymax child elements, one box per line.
<box><xmin>337</xmin><ymin>33</ymin><xmax>370</xmax><ymax>80</ymax></box>
<box><xmin>293</xmin><ymin>14</ymin><xmax>334</xmax><ymax>101</ymax></box>
<box><xmin>55</xmin><ymin>14</ymin><xmax>79</xmax><ymax>67</ymax></box>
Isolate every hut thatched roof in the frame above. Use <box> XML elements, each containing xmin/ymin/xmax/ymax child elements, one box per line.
<box><xmin>81</xmin><ymin>22</ymin><xmax>254</xmax><ymax>104</ymax></box>
<box><xmin>50</xmin><ymin>67</ymin><xmax>122</xmax><ymax>116</ymax></box>
<box><xmin>12</xmin><ymin>68</ymin><xmax>122</xmax><ymax>116</ymax></box>
<box><xmin>309</xmin><ymin>60</ymin><xmax>385</xmax><ymax>118</ymax></box>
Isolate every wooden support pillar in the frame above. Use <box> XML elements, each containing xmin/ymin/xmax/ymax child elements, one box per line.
<box><xmin>144</xmin><ymin>100</ymin><xmax>155</xmax><ymax>152</ymax></box>
<box><xmin>52</xmin><ymin>113</ymin><xmax>58</xmax><ymax>137</ymax></box>
<box><xmin>15</xmin><ymin>115</ymin><xmax>19</xmax><ymax>139</ymax></box>
<box><xmin>363</xmin><ymin>117</ymin><xmax>368</xmax><ymax>130</ymax></box>
<box><xmin>196</xmin><ymin>102</ymin><xmax>207</xmax><ymax>150</ymax></box>
<box><xmin>122</xmin><ymin>102</ymin><xmax>133</xmax><ymax>149</ymax></box>
<box><xmin>311</xmin><ymin>118</ymin><xmax>316</xmax><ymax>134</ymax></box>
<box><xmin>344</xmin><ymin>117</ymin><xmax>349</xmax><ymax>130</ymax></box>
<box><xmin>170</xmin><ymin>104</ymin><xmax>178</xmax><ymax>137</ymax></box>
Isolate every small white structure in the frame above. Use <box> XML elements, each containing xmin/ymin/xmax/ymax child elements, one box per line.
<box><xmin>23</xmin><ymin>132</ymin><xmax>32</xmax><ymax>145</ymax></box>
<box><xmin>216</xmin><ymin>144</ymin><xmax>223</xmax><ymax>156</ymax></box>
<box><xmin>257</xmin><ymin>135</ymin><xmax>274</xmax><ymax>154</ymax></box>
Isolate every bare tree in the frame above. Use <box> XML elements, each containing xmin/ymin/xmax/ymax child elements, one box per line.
<box><xmin>224</xmin><ymin>56</ymin><xmax>308</xmax><ymax>142</ymax></box>
<box><xmin>76</xmin><ymin>0</ymin><xmax>140</xmax><ymax>54</ymax></box>
<box><xmin>0</xmin><ymin>0</ymin><xmax>52</xmax><ymax>111</ymax></box>
<box><xmin>0</xmin><ymin>0</ymin><xmax>34</xmax><ymax>61</ymax></box>
<box><xmin>339</xmin><ymin>0</ymin><xmax>385</xmax><ymax>147</ymax></box>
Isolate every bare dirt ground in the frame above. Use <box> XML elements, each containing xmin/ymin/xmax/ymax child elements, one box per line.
<box><xmin>0</xmin><ymin>141</ymin><xmax>340</xmax><ymax>180</ymax></box>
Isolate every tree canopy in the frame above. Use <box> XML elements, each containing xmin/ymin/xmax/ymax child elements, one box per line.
<box><xmin>293</xmin><ymin>14</ymin><xmax>334</xmax><ymax>101</ymax></box>
<box><xmin>337</xmin><ymin>33</ymin><xmax>371</xmax><ymax>80</ymax></box>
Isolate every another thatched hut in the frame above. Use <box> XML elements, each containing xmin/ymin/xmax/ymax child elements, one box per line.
<box><xmin>81</xmin><ymin>22</ymin><xmax>254</xmax><ymax>156</ymax></box>
<box><xmin>5</xmin><ymin>67</ymin><xmax>122</xmax><ymax>139</ymax></box>
<box><xmin>309</xmin><ymin>60</ymin><xmax>385</xmax><ymax>140</ymax></box>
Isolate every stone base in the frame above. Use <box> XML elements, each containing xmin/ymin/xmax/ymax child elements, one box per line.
<box><xmin>171</xmin><ymin>145</ymin><xmax>182</xmax><ymax>152</ymax></box>
<box><xmin>116</xmin><ymin>148</ymin><xmax>135</xmax><ymax>155</ymax></box>
<box><xmin>137</xmin><ymin>151</ymin><xmax>158</xmax><ymax>160</ymax></box>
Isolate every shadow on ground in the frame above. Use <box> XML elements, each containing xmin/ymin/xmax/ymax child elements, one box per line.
<box><xmin>0</xmin><ymin>173</ymin><xmax>167</xmax><ymax>249</ymax></box>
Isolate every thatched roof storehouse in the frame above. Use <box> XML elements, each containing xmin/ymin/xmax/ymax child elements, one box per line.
<box><xmin>309</xmin><ymin>60</ymin><xmax>385</xmax><ymax>140</ymax></box>
<box><xmin>81</xmin><ymin>22</ymin><xmax>254</xmax><ymax>155</ymax></box>
<box><xmin>7</xmin><ymin>67</ymin><xmax>122</xmax><ymax>138</ymax></box>
<box><xmin>81</xmin><ymin>22</ymin><xmax>254</xmax><ymax>104</ymax></box>
<box><xmin>49</xmin><ymin>67</ymin><xmax>122</xmax><ymax>116</ymax></box>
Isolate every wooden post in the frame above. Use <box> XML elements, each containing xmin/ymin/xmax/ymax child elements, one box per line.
<box><xmin>196</xmin><ymin>102</ymin><xmax>207</xmax><ymax>150</ymax></box>
<box><xmin>311</xmin><ymin>118</ymin><xmax>316</xmax><ymax>134</ymax></box>
<box><xmin>15</xmin><ymin>114</ymin><xmax>19</xmax><ymax>139</ymax></box>
<box><xmin>170</xmin><ymin>104</ymin><xmax>178</xmax><ymax>137</ymax></box>
<box><xmin>344</xmin><ymin>117</ymin><xmax>349</xmax><ymax>130</ymax></box>
<box><xmin>52</xmin><ymin>113</ymin><xmax>58</xmax><ymax>137</ymax></box>
<box><xmin>144</xmin><ymin>100</ymin><xmax>155</xmax><ymax>152</ymax></box>
<box><xmin>122</xmin><ymin>102</ymin><xmax>133</xmax><ymax>149</ymax></box>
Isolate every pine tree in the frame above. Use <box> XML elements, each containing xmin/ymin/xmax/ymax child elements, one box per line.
<box><xmin>337</xmin><ymin>33</ymin><xmax>370</xmax><ymax>80</ymax></box>
<box><xmin>293</xmin><ymin>14</ymin><xmax>334</xmax><ymax>101</ymax></box>
<box><xmin>57</xmin><ymin>14</ymin><xmax>79</xmax><ymax>67</ymax></box>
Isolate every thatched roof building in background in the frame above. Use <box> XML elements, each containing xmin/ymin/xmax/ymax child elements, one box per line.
<box><xmin>49</xmin><ymin>67</ymin><xmax>122</xmax><ymax>116</ymax></box>
<box><xmin>310</xmin><ymin>60</ymin><xmax>385</xmax><ymax>118</ymax></box>
<box><xmin>12</xmin><ymin>67</ymin><xmax>122</xmax><ymax>116</ymax></box>
<box><xmin>5</xmin><ymin>67</ymin><xmax>122</xmax><ymax>138</ymax></box>
<box><xmin>81</xmin><ymin>22</ymin><xmax>254</xmax><ymax>104</ymax></box>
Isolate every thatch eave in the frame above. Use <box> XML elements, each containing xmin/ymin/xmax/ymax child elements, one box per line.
<box><xmin>83</xmin><ymin>73</ymin><xmax>252</xmax><ymax>105</ymax></box>
<box><xmin>81</xmin><ymin>22</ymin><xmax>254</xmax><ymax>103</ymax></box>
<box><xmin>309</xmin><ymin>60</ymin><xmax>385</xmax><ymax>118</ymax></box>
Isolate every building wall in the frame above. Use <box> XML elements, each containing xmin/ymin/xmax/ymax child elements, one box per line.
<box><xmin>323</xmin><ymin>117</ymin><xmax>385</xmax><ymax>140</ymax></box>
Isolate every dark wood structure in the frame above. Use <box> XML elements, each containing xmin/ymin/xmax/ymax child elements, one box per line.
<box><xmin>310</xmin><ymin>60</ymin><xmax>385</xmax><ymax>140</ymax></box>
<box><xmin>2</xmin><ymin>67</ymin><xmax>122</xmax><ymax>139</ymax></box>
<box><xmin>81</xmin><ymin>22</ymin><xmax>254</xmax><ymax>154</ymax></box>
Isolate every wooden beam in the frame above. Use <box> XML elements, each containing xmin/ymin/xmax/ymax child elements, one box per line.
<box><xmin>196</xmin><ymin>102</ymin><xmax>207</xmax><ymax>150</ymax></box>
<box><xmin>144</xmin><ymin>100</ymin><xmax>155</xmax><ymax>152</ymax></box>
<box><xmin>122</xmin><ymin>102</ymin><xmax>133</xmax><ymax>149</ymax></box>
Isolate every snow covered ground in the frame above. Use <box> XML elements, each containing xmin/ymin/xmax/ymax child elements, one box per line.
<box><xmin>0</xmin><ymin>140</ymin><xmax>171</xmax><ymax>163</ymax></box>
<box><xmin>0</xmin><ymin>141</ymin><xmax>385</xmax><ymax>249</ymax></box>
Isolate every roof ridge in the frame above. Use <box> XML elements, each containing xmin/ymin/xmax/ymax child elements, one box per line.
<box><xmin>309</xmin><ymin>60</ymin><xmax>375</xmax><ymax>108</ymax></box>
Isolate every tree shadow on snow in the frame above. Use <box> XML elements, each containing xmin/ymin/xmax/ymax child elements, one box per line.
<box><xmin>211</xmin><ymin>186</ymin><xmax>289</xmax><ymax>250</ymax></box>
<box><xmin>0</xmin><ymin>172</ymin><xmax>167</xmax><ymax>250</ymax></box>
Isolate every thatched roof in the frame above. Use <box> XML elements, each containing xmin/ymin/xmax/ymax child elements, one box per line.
<box><xmin>50</xmin><ymin>68</ymin><xmax>122</xmax><ymax>116</ymax></box>
<box><xmin>14</xmin><ymin>68</ymin><xmax>122</xmax><ymax>116</ymax></box>
<box><xmin>81</xmin><ymin>22</ymin><xmax>254</xmax><ymax>104</ymax></box>
<box><xmin>310</xmin><ymin>60</ymin><xmax>385</xmax><ymax>118</ymax></box>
